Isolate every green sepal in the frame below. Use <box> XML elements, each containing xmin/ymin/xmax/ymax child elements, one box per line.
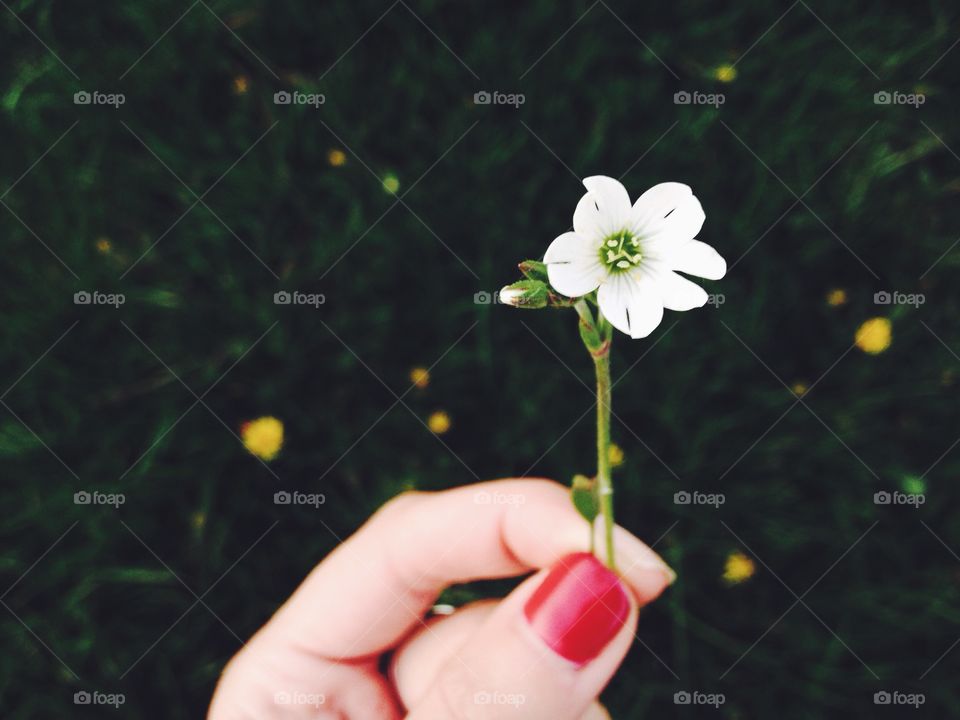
<box><xmin>571</xmin><ymin>474</ymin><xmax>599</xmax><ymax>524</ymax></box>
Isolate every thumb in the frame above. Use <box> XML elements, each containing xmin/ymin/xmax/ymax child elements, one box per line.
<box><xmin>406</xmin><ymin>552</ymin><xmax>665</xmax><ymax>719</ymax></box>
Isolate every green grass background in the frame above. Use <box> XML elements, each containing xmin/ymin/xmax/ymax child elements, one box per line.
<box><xmin>2</xmin><ymin>0</ymin><xmax>960</xmax><ymax>716</ymax></box>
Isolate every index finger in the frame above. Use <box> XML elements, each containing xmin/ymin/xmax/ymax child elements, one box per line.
<box><xmin>257</xmin><ymin>478</ymin><xmax>674</xmax><ymax>659</ymax></box>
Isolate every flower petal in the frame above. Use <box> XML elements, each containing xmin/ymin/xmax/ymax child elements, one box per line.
<box><xmin>597</xmin><ymin>271</ymin><xmax>664</xmax><ymax>339</ymax></box>
<box><xmin>667</xmin><ymin>239</ymin><xmax>727</xmax><ymax>280</ymax></box>
<box><xmin>641</xmin><ymin>195</ymin><xmax>706</xmax><ymax>258</ymax></box>
<box><xmin>583</xmin><ymin>176</ymin><xmax>631</xmax><ymax>233</ymax></box>
<box><xmin>573</xmin><ymin>193</ymin><xmax>604</xmax><ymax>239</ymax></box>
<box><xmin>652</xmin><ymin>267</ymin><xmax>709</xmax><ymax>311</ymax></box>
<box><xmin>630</xmin><ymin>182</ymin><xmax>693</xmax><ymax>234</ymax></box>
<box><xmin>544</xmin><ymin>231</ymin><xmax>605</xmax><ymax>297</ymax></box>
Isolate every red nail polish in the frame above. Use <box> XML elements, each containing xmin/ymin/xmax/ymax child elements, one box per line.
<box><xmin>523</xmin><ymin>552</ymin><xmax>630</xmax><ymax>665</ymax></box>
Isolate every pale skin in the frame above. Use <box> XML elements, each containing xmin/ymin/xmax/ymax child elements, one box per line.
<box><xmin>208</xmin><ymin>478</ymin><xmax>675</xmax><ymax>719</ymax></box>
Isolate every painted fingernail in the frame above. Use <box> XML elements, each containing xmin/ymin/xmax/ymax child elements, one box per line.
<box><xmin>523</xmin><ymin>552</ymin><xmax>630</xmax><ymax>665</ymax></box>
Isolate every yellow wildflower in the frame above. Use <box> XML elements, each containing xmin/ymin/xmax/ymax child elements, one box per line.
<box><xmin>409</xmin><ymin>366</ymin><xmax>430</xmax><ymax>389</ymax></box>
<box><xmin>723</xmin><ymin>551</ymin><xmax>756</xmax><ymax>585</ymax></box>
<box><xmin>714</xmin><ymin>64</ymin><xmax>737</xmax><ymax>83</ymax></box>
<box><xmin>855</xmin><ymin>317</ymin><xmax>892</xmax><ymax>355</ymax></box>
<box><xmin>382</xmin><ymin>172</ymin><xmax>400</xmax><ymax>194</ymax></box>
<box><xmin>427</xmin><ymin>411</ymin><xmax>451</xmax><ymax>434</ymax></box>
<box><xmin>241</xmin><ymin>416</ymin><xmax>284</xmax><ymax>461</ymax></box>
<box><xmin>607</xmin><ymin>443</ymin><xmax>625</xmax><ymax>468</ymax></box>
<box><xmin>826</xmin><ymin>288</ymin><xmax>847</xmax><ymax>307</ymax></box>
<box><xmin>328</xmin><ymin>149</ymin><xmax>347</xmax><ymax>167</ymax></box>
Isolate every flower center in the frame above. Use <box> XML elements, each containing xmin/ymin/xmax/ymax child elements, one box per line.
<box><xmin>600</xmin><ymin>230</ymin><xmax>642</xmax><ymax>272</ymax></box>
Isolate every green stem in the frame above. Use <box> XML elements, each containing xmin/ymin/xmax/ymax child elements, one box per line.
<box><xmin>593</xmin><ymin>319</ymin><xmax>616</xmax><ymax>572</ymax></box>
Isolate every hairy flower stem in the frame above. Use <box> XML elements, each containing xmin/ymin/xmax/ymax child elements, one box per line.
<box><xmin>593</xmin><ymin>337</ymin><xmax>617</xmax><ymax>572</ymax></box>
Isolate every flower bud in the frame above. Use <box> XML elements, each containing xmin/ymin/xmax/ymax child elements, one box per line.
<box><xmin>498</xmin><ymin>280</ymin><xmax>550</xmax><ymax>309</ymax></box>
<box><xmin>518</xmin><ymin>259</ymin><xmax>549</xmax><ymax>282</ymax></box>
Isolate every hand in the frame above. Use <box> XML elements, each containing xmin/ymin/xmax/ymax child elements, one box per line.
<box><xmin>208</xmin><ymin>479</ymin><xmax>675</xmax><ymax>719</ymax></box>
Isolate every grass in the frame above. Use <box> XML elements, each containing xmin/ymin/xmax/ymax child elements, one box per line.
<box><xmin>2</xmin><ymin>0</ymin><xmax>960</xmax><ymax>716</ymax></box>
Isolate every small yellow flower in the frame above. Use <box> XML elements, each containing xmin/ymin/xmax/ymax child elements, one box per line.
<box><xmin>855</xmin><ymin>317</ymin><xmax>892</xmax><ymax>355</ymax></box>
<box><xmin>714</xmin><ymin>64</ymin><xmax>737</xmax><ymax>83</ymax></box>
<box><xmin>826</xmin><ymin>288</ymin><xmax>847</xmax><ymax>307</ymax></box>
<box><xmin>607</xmin><ymin>443</ymin><xmax>625</xmax><ymax>468</ymax></box>
<box><xmin>190</xmin><ymin>511</ymin><xmax>206</xmax><ymax>531</ymax></box>
<box><xmin>723</xmin><ymin>551</ymin><xmax>755</xmax><ymax>585</ymax></box>
<box><xmin>241</xmin><ymin>416</ymin><xmax>284</xmax><ymax>460</ymax></box>
<box><xmin>95</xmin><ymin>237</ymin><xmax>112</xmax><ymax>254</ymax></box>
<box><xmin>232</xmin><ymin>75</ymin><xmax>249</xmax><ymax>95</ymax></box>
<box><xmin>791</xmin><ymin>382</ymin><xmax>808</xmax><ymax>397</ymax></box>
<box><xmin>409</xmin><ymin>366</ymin><xmax>430</xmax><ymax>389</ymax></box>
<box><xmin>382</xmin><ymin>172</ymin><xmax>400</xmax><ymax>194</ymax></box>
<box><xmin>328</xmin><ymin>148</ymin><xmax>347</xmax><ymax>167</ymax></box>
<box><xmin>427</xmin><ymin>410</ymin><xmax>450</xmax><ymax>434</ymax></box>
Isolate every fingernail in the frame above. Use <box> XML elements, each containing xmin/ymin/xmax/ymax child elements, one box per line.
<box><xmin>523</xmin><ymin>552</ymin><xmax>630</xmax><ymax>665</ymax></box>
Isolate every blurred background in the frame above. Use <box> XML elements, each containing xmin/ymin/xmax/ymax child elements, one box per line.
<box><xmin>2</xmin><ymin>0</ymin><xmax>959</xmax><ymax>716</ymax></box>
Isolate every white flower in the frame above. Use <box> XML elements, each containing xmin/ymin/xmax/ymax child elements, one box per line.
<box><xmin>544</xmin><ymin>176</ymin><xmax>726</xmax><ymax>339</ymax></box>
